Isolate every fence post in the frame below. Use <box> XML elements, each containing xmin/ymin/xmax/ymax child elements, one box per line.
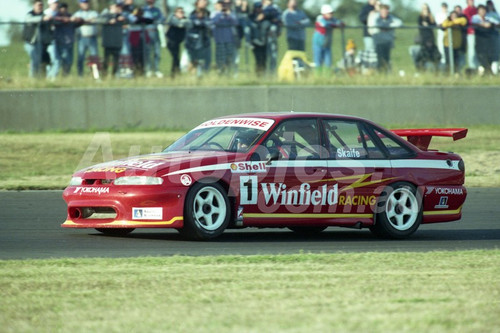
<box><xmin>340</xmin><ymin>26</ymin><xmax>346</xmax><ymax>70</ymax></box>
<box><xmin>447</xmin><ymin>27</ymin><xmax>454</xmax><ymax>75</ymax></box>
<box><xmin>141</xmin><ymin>23</ymin><xmax>147</xmax><ymax>75</ymax></box>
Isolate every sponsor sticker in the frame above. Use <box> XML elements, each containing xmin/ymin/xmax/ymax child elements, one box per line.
<box><xmin>180</xmin><ymin>174</ymin><xmax>193</xmax><ymax>186</ymax></box>
<box><xmin>230</xmin><ymin>162</ymin><xmax>267</xmax><ymax>173</ymax></box>
<box><xmin>194</xmin><ymin>118</ymin><xmax>275</xmax><ymax>131</ymax></box>
<box><xmin>338</xmin><ymin>195</ymin><xmax>376</xmax><ymax>206</ymax></box>
<box><xmin>260</xmin><ymin>182</ymin><xmax>338</xmax><ymax>206</ymax></box>
<box><xmin>73</xmin><ymin>187</ymin><xmax>110</xmax><ymax>195</ymax></box>
<box><xmin>239</xmin><ymin>177</ymin><xmax>339</xmax><ymax>207</ymax></box>
<box><xmin>337</xmin><ymin>148</ymin><xmax>361</xmax><ymax>159</ymax></box>
<box><xmin>426</xmin><ymin>187</ymin><xmax>464</xmax><ymax>195</ymax></box>
<box><xmin>85</xmin><ymin>167</ymin><xmax>127</xmax><ymax>173</ymax></box>
<box><xmin>435</xmin><ymin>196</ymin><xmax>449</xmax><ymax>209</ymax></box>
<box><xmin>237</xmin><ymin>206</ymin><xmax>244</xmax><ymax>222</ymax></box>
<box><xmin>132</xmin><ymin>207</ymin><xmax>163</xmax><ymax>220</ymax></box>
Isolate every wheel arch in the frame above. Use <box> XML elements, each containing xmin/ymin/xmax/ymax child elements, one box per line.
<box><xmin>187</xmin><ymin>177</ymin><xmax>237</xmax><ymax>223</ymax></box>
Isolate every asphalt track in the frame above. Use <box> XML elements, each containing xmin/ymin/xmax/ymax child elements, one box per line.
<box><xmin>0</xmin><ymin>188</ymin><xmax>499</xmax><ymax>260</ymax></box>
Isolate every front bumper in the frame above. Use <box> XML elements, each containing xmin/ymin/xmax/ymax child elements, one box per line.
<box><xmin>62</xmin><ymin>185</ymin><xmax>186</xmax><ymax>229</ymax></box>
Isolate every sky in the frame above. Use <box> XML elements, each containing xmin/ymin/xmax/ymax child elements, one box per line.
<box><xmin>0</xmin><ymin>0</ymin><xmax>485</xmax><ymax>46</ymax></box>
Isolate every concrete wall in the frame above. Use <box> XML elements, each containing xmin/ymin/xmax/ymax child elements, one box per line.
<box><xmin>1</xmin><ymin>86</ymin><xmax>498</xmax><ymax>131</ymax></box>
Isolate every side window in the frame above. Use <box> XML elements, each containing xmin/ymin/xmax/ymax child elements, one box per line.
<box><xmin>324</xmin><ymin>120</ymin><xmax>384</xmax><ymax>159</ymax></box>
<box><xmin>373</xmin><ymin>129</ymin><xmax>413</xmax><ymax>157</ymax></box>
<box><xmin>262</xmin><ymin>119</ymin><xmax>321</xmax><ymax>160</ymax></box>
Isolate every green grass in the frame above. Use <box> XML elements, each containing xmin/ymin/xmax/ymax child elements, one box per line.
<box><xmin>1</xmin><ymin>251</ymin><xmax>499</xmax><ymax>332</ymax></box>
<box><xmin>0</xmin><ymin>126</ymin><xmax>498</xmax><ymax>190</ymax></box>
<box><xmin>2</xmin><ymin>28</ymin><xmax>500</xmax><ymax>89</ymax></box>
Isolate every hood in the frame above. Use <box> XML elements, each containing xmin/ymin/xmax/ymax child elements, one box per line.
<box><xmin>74</xmin><ymin>151</ymin><xmax>242</xmax><ymax>179</ymax></box>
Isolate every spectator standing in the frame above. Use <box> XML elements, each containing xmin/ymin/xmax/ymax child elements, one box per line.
<box><xmin>166</xmin><ymin>7</ymin><xmax>188</xmax><ymax>78</ymax></box>
<box><xmin>418</xmin><ymin>3</ymin><xmax>436</xmax><ymax>45</ymax></box>
<box><xmin>234</xmin><ymin>0</ymin><xmax>249</xmax><ymax>72</ymax></box>
<box><xmin>282</xmin><ymin>0</ymin><xmax>310</xmax><ymax>51</ymax></box>
<box><xmin>212</xmin><ymin>1</ymin><xmax>239</xmax><ymax>75</ymax></box>
<box><xmin>44</xmin><ymin>0</ymin><xmax>60</xmax><ymax>79</ymax></box>
<box><xmin>72</xmin><ymin>0</ymin><xmax>99</xmax><ymax>77</ymax></box>
<box><xmin>312</xmin><ymin>4</ymin><xmax>343</xmax><ymax>72</ymax></box>
<box><xmin>99</xmin><ymin>2</ymin><xmax>127</xmax><ymax>77</ymax></box>
<box><xmin>248</xmin><ymin>2</ymin><xmax>267</xmax><ymax>75</ymax></box>
<box><xmin>23</xmin><ymin>0</ymin><xmax>52</xmax><ymax>78</ymax></box>
<box><xmin>359</xmin><ymin>0</ymin><xmax>376</xmax><ymax>51</ymax></box>
<box><xmin>452</xmin><ymin>5</ymin><xmax>468</xmax><ymax>70</ymax></box>
<box><xmin>463</xmin><ymin>0</ymin><xmax>478</xmax><ymax>69</ymax></box>
<box><xmin>486</xmin><ymin>0</ymin><xmax>500</xmax><ymax>74</ymax></box>
<box><xmin>436</xmin><ymin>2</ymin><xmax>449</xmax><ymax>66</ymax></box>
<box><xmin>372</xmin><ymin>4</ymin><xmax>402</xmax><ymax>73</ymax></box>
<box><xmin>415</xmin><ymin>4</ymin><xmax>440</xmax><ymax>72</ymax></box>
<box><xmin>53</xmin><ymin>2</ymin><xmax>75</xmax><ymax>76</ymax></box>
<box><xmin>262</xmin><ymin>0</ymin><xmax>281</xmax><ymax>74</ymax></box>
<box><xmin>128</xmin><ymin>7</ymin><xmax>153</xmax><ymax>74</ymax></box>
<box><xmin>142</xmin><ymin>0</ymin><xmax>165</xmax><ymax>78</ymax></box>
<box><xmin>118</xmin><ymin>0</ymin><xmax>137</xmax><ymax>77</ymax></box>
<box><xmin>442</xmin><ymin>11</ymin><xmax>467</xmax><ymax>73</ymax></box>
<box><xmin>471</xmin><ymin>4</ymin><xmax>499</xmax><ymax>75</ymax></box>
<box><xmin>186</xmin><ymin>0</ymin><xmax>212</xmax><ymax>75</ymax></box>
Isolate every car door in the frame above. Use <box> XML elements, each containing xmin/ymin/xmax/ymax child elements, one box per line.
<box><xmin>322</xmin><ymin>118</ymin><xmax>394</xmax><ymax>220</ymax></box>
<box><xmin>239</xmin><ymin>118</ymin><xmax>331</xmax><ymax>224</ymax></box>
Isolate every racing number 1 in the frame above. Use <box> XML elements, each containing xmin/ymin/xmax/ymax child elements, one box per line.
<box><xmin>240</xmin><ymin>176</ymin><xmax>258</xmax><ymax>204</ymax></box>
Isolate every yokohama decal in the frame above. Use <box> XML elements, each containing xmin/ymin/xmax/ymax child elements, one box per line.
<box><xmin>73</xmin><ymin>187</ymin><xmax>110</xmax><ymax>195</ymax></box>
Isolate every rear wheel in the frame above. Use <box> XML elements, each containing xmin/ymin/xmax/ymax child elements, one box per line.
<box><xmin>95</xmin><ymin>228</ymin><xmax>135</xmax><ymax>236</ymax></box>
<box><xmin>180</xmin><ymin>182</ymin><xmax>231</xmax><ymax>240</ymax></box>
<box><xmin>370</xmin><ymin>182</ymin><xmax>422</xmax><ymax>239</ymax></box>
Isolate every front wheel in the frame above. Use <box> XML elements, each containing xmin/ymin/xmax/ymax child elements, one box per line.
<box><xmin>180</xmin><ymin>182</ymin><xmax>231</xmax><ymax>240</ymax></box>
<box><xmin>370</xmin><ymin>182</ymin><xmax>422</xmax><ymax>239</ymax></box>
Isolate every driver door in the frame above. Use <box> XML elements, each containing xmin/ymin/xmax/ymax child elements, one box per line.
<box><xmin>239</xmin><ymin>118</ymin><xmax>332</xmax><ymax>225</ymax></box>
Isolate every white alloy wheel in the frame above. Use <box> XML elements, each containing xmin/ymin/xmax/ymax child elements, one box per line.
<box><xmin>370</xmin><ymin>182</ymin><xmax>422</xmax><ymax>239</ymax></box>
<box><xmin>192</xmin><ymin>186</ymin><xmax>227</xmax><ymax>231</ymax></box>
<box><xmin>384</xmin><ymin>187</ymin><xmax>419</xmax><ymax>231</ymax></box>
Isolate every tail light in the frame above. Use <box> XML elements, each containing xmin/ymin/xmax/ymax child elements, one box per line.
<box><xmin>458</xmin><ymin>159</ymin><xmax>465</xmax><ymax>172</ymax></box>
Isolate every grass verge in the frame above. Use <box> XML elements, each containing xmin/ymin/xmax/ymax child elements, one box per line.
<box><xmin>1</xmin><ymin>126</ymin><xmax>499</xmax><ymax>189</ymax></box>
<box><xmin>1</xmin><ymin>251</ymin><xmax>499</xmax><ymax>333</ymax></box>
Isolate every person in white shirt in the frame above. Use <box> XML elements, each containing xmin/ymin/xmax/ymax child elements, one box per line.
<box><xmin>72</xmin><ymin>0</ymin><xmax>99</xmax><ymax>76</ymax></box>
<box><xmin>435</xmin><ymin>2</ymin><xmax>449</xmax><ymax>65</ymax></box>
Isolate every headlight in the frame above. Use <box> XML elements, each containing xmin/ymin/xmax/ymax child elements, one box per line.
<box><xmin>69</xmin><ymin>177</ymin><xmax>83</xmax><ymax>186</ymax></box>
<box><xmin>114</xmin><ymin>176</ymin><xmax>164</xmax><ymax>185</ymax></box>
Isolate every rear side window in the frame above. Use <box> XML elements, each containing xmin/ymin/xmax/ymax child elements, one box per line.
<box><xmin>373</xmin><ymin>129</ymin><xmax>414</xmax><ymax>158</ymax></box>
<box><xmin>324</xmin><ymin>120</ymin><xmax>384</xmax><ymax>159</ymax></box>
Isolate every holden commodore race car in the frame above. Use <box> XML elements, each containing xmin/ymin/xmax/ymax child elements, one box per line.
<box><xmin>62</xmin><ymin>113</ymin><xmax>467</xmax><ymax>240</ymax></box>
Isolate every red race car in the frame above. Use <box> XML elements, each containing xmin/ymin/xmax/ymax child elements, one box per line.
<box><xmin>62</xmin><ymin>113</ymin><xmax>467</xmax><ymax>240</ymax></box>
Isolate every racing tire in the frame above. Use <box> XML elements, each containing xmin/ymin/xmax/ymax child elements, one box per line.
<box><xmin>180</xmin><ymin>182</ymin><xmax>231</xmax><ymax>240</ymax></box>
<box><xmin>370</xmin><ymin>182</ymin><xmax>422</xmax><ymax>239</ymax></box>
<box><xmin>95</xmin><ymin>228</ymin><xmax>135</xmax><ymax>236</ymax></box>
<box><xmin>288</xmin><ymin>226</ymin><xmax>327</xmax><ymax>234</ymax></box>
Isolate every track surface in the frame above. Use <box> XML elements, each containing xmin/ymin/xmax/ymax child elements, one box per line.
<box><xmin>1</xmin><ymin>189</ymin><xmax>499</xmax><ymax>260</ymax></box>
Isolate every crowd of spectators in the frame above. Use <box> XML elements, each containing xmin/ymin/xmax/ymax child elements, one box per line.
<box><xmin>21</xmin><ymin>0</ymin><xmax>500</xmax><ymax>80</ymax></box>
<box><xmin>408</xmin><ymin>0</ymin><xmax>500</xmax><ymax>75</ymax></box>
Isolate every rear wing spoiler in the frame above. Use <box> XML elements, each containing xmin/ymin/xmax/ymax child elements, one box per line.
<box><xmin>390</xmin><ymin>128</ymin><xmax>468</xmax><ymax>151</ymax></box>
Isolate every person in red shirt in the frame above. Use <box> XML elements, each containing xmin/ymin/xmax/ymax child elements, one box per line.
<box><xmin>463</xmin><ymin>0</ymin><xmax>478</xmax><ymax>69</ymax></box>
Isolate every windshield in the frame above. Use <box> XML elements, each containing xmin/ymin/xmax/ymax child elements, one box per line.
<box><xmin>164</xmin><ymin>125</ymin><xmax>271</xmax><ymax>153</ymax></box>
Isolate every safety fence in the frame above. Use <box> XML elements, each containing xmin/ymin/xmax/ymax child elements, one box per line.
<box><xmin>1</xmin><ymin>21</ymin><xmax>499</xmax><ymax>79</ymax></box>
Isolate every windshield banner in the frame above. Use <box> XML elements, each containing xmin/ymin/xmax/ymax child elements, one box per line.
<box><xmin>194</xmin><ymin>118</ymin><xmax>275</xmax><ymax>131</ymax></box>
